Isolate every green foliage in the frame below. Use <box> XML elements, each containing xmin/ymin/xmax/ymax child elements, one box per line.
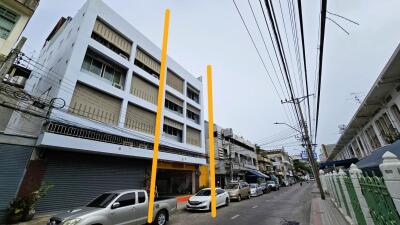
<box><xmin>293</xmin><ymin>159</ymin><xmax>312</xmax><ymax>174</ymax></box>
<box><xmin>7</xmin><ymin>197</ymin><xmax>25</xmax><ymax>216</ymax></box>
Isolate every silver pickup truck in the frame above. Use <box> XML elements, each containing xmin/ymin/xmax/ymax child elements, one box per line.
<box><xmin>47</xmin><ymin>189</ymin><xmax>177</xmax><ymax>225</ymax></box>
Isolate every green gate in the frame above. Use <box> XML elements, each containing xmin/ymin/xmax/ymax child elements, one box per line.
<box><xmin>337</xmin><ymin>176</ymin><xmax>351</xmax><ymax>217</ymax></box>
<box><xmin>332</xmin><ymin>176</ymin><xmax>342</xmax><ymax>208</ymax></box>
<box><xmin>359</xmin><ymin>175</ymin><xmax>400</xmax><ymax>225</ymax></box>
<box><xmin>344</xmin><ymin>175</ymin><xmax>366</xmax><ymax>225</ymax></box>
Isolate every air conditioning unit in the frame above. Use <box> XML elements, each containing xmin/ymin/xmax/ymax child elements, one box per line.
<box><xmin>113</xmin><ymin>83</ymin><xmax>122</xmax><ymax>89</ymax></box>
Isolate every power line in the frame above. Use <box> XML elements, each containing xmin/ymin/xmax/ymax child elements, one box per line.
<box><xmin>296</xmin><ymin>0</ymin><xmax>313</xmax><ymax>143</ymax></box>
<box><xmin>314</xmin><ymin>0</ymin><xmax>327</xmax><ymax>143</ymax></box>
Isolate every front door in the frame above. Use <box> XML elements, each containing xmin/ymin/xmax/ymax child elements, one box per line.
<box><xmin>110</xmin><ymin>192</ymin><xmax>136</xmax><ymax>225</ymax></box>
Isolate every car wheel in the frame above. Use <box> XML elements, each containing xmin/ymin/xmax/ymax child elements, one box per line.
<box><xmin>225</xmin><ymin>198</ymin><xmax>230</xmax><ymax>206</ymax></box>
<box><xmin>154</xmin><ymin>210</ymin><xmax>167</xmax><ymax>225</ymax></box>
<box><xmin>238</xmin><ymin>195</ymin><xmax>241</xmax><ymax>202</ymax></box>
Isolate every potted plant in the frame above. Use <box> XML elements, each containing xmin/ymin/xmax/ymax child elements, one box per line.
<box><xmin>21</xmin><ymin>182</ymin><xmax>54</xmax><ymax>222</ymax></box>
<box><xmin>6</xmin><ymin>197</ymin><xmax>25</xmax><ymax>224</ymax></box>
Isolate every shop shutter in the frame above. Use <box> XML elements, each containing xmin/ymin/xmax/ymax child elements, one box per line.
<box><xmin>166</xmin><ymin>70</ymin><xmax>184</xmax><ymax>93</ymax></box>
<box><xmin>186</xmin><ymin>126</ymin><xmax>201</xmax><ymax>147</ymax></box>
<box><xmin>164</xmin><ymin>117</ymin><xmax>183</xmax><ymax>130</ymax></box>
<box><xmin>93</xmin><ymin>19</ymin><xmax>132</xmax><ymax>56</ymax></box>
<box><xmin>36</xmin><ymin>150</ymin><xmax>149</xmax><ymax>213</ymax></box>
<box><xmin>131</xmin><ymin>74</ymin><xmax>158</xmax><ymax>105</ymax></box>
<box><xmin>187</xmin><ymin>104</ymin><xmax>200</xmax><ymax>115</ymax></box>
<box><xmin>69</xmin><ymin>83</ymin><xmax>122</xmax><ymax>126</ymax></box>
<box><xmin>0</xmin><ymin>145</ymin><xmax>32</xmax><ymax>223</ymax></box>
<box><xmin>125</xmin><ymin>104</ymin><xmax>156</xmax><ymax>135</ymax></box>
<box><xmin>135</xmin><ymin>49</ymin><xmax>160</xmax><ymax>74</ymax></box>
<box><xmin>165</xmin><ymin>92</ymin><xmax>183</xmax><ymax>108</ymax></box>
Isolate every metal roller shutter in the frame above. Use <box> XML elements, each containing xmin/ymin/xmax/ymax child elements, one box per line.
<box><xmin>0</xmin><ymin>144</ymin><xmax>32</xmax><ymax>223</ymax></box>
<box><xmin>36</xmin><ymin>150</ymin><xmax>150</xmax><ymax>213</ymax></box>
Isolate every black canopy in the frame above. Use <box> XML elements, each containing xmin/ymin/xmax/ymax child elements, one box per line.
<box><xmin>356</xmin><ymin>140</ymin><xmax>400</xmax><ymax>169</ymax></box>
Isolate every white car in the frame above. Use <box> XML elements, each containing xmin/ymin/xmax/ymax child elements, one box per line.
<box><xmin>249</xmin><ymin>183</ymin><xmax>263</xmax><ymax>197</ymax></box>
<box><xmin>186</xmin><ymin>188</ymin><xmax>230</xmax><ymax>211</ymax></box>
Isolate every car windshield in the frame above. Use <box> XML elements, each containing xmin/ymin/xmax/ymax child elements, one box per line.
<box><xmin>267</xmin><ymin>181</ymin><xmax>275</xmax><ymax>184</ymax></box>
<box><xmin>225</xmin><ymin>184</ymin><xmax>239</xmax><ymax>189</ymax></box>
<box><xmin>196</xmin><ymin>189</ymin><xmax>211</xmax><ymax>196</ymax></box>
<box><xmin>87</xmin><ymin>193</ymin><xmax>118</xmax><ymax>208</ymax></box>
<box><xmin>250</xmin><ymin>184</ymin><xmax>257</xmax><ymax>188</ymax></box>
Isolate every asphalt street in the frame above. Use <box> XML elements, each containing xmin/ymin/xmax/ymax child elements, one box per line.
<box><xmin>170</xmin><ymin>182</ymin><xmax>314</xmax><ymax>225</ymax></box>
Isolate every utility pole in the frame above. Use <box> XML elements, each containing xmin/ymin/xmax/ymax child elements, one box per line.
<box><xmin>282</xmin><ymin>95</ymin><xmax>326</xmax><ymax>200</ymax></box>
<box><xmin>0</xmin><ymin>37</ymin><xmax>26</xmax><ymax>79</ymax></box>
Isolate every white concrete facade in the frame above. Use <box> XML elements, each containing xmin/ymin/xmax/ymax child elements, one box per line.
<box><xmin>27</xmin><ymin>0</ymin><xmax>205</xmax><ymax>164</ymax></box>
<box><xmin>330</xmin><ymin>43</ymin><xmax>400</xmax><ymax>161</ymax></box>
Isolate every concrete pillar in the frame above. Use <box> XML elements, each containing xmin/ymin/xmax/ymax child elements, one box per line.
<box><xmin>379</xmin><ymin>151</ymin><xmax>400</xmax><ymax>215</ymax></box>
<box><xmin>319</xmin><ymin>170</ymin><xmax>327</xmax><ymax>193</ymax></box>
<box><xmin>332</xmin><ymin>171</ymin><xmax>346</xmax><ymax>211</ymax></box>
<box><xmin>339</xmin><ymin>169</ymin><xmax>357</xmax><ymax>225</ymax></box>
<box><xmin>349</xmin><ymin>164</ymin><xmax>375</xmax><ymax>225</ymax></box>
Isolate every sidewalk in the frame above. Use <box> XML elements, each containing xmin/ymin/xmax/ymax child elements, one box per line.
<box><xmin>310</xmin><ymin>188</ymin><xmax>349</xmax><ymax>225</ymax></box>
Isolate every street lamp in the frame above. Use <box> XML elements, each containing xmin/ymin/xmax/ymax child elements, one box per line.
<box><xmin>273</xmin><ymin>122</ymin><xmax>302</xmax><ymax>134</ymax></box>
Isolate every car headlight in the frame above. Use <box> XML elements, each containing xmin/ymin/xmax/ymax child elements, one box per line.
<box><xmin>63</xmin><ymin>218</ymin><xmax>82</xmax><ymax>225</ymax></box>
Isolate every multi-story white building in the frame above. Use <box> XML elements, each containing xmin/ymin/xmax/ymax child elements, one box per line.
<box><xmin>21</xmin><ymin>0</ymin><xmax>205</xmax><ymax>213</ymax></box>
<box><xmin>328</xmin><ymin>43</ymin><xmax>400</xmax><ymax>161</ymax></box>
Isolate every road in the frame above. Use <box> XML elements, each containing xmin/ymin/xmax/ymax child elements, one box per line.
<box><xmin>170</xmin><ymin>182</ymin><xmax>314</xmax><ymax>225</ymax></box>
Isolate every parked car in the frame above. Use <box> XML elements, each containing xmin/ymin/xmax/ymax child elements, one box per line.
<box><xmin>186</xmin><ymin>188</ymin><xmax>229</xmax><ymax>211</ymax></box>
<box><xmin>267</xmin><ymin>180</ymin><xmax>279</xmax><ymax>191</ymax></box>
<box><xmin>47</xmin><ymin>189</ymin><xmax>176</xmax><ymax>225</ymax></box>
<box><xmin>225</xmin><ymin>181</ymin><xmax>251</xmax><ymax>201</ymax></box>
<box><xmin>259</xmin><ymin>182</ymin><xmax>270</xmax><ymax>194</ymax></box>
<box><xmin>249</xmin><ymin>183</ymin><xmax>263</xmax><ymax>197</ymax></box>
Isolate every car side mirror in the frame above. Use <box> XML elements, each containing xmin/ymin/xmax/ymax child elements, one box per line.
<box><xmin>111</xmin><ymin>202</ymin><xmax>120</xmax><ymax>209</ymax></box>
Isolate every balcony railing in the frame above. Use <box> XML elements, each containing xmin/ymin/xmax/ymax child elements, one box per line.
<box><xmin>44</xmin><ymin>121</ymin><xmax>205</xmax><ymax>159</ymax></box>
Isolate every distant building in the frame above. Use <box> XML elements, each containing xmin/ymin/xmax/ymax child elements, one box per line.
<box><xmin>328</xmin><ymin>43</ymin><xmax>400</xmax><ymax>161</ymax></box>
<box><xmin>262</xmin><ymin>149</ymin><xmax>294</xmax><ymax>185</ymax></box>
<box><xmin>205</xmin><ymin>122</ymin><xmax>258</xmax><ymax>188</ymax></box>
<box><xmin>0</xmin><ymin>0</ymin><xmax>40</xmax><ymax>61</ymax></box>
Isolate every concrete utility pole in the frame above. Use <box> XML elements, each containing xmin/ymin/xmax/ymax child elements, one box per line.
<box><xmin>281</xmin><ymin>95</ymin><xmax>326</xmax><ymax>200</ymax></box>
<box><xmin>0</xmin><ymin>37</ymin><xmax>26</xmax><ymax>79</ymax></box>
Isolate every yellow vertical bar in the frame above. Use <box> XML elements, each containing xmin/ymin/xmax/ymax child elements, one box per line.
<box><xmin>147</xmin><ymin>9</ymin><xmax>170</xmax><ymax>224</ymax></box>
<box><xmin>207</xmin><ymin>65</ymin><xmax>217</xmax><ymax>218</ymax></box>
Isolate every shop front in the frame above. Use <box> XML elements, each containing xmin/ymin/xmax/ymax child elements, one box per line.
<box><xmin>156</xmin><ymin>161</ymin><xmax>199</xmax><ymax>195</ymax></box>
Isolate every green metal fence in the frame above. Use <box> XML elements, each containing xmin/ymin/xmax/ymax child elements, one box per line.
<box><xmin>344</xmin><ymin>175</ymin><xmax>366</xmax><ymax>225</ymax></box>
<box><xmin>359</xmin><ymin>175</ymin><xmax>400</xmax><ymax>225</ymax></box>
<box><xmin>337</xmin><ymin>176</ymin><xmax>351</xmax><ymax>217</ymax></box>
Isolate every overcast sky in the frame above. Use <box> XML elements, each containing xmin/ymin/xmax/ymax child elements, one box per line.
<box><xmin>20</xmin><ymin>0</ymin><xmax>400</xmax><ymax>156</ymax></box>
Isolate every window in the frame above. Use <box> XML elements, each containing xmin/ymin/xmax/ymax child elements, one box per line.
<box><xmin>163</xmin><ymin>118</ymin><xmax>183</xmax><ymax>142</ymax></box>
<box><xmin>0</xmin><ymin>5</ymin><xmax>19</xmax><ymax>39</ymax></box>
<box><xmin>187</xmin><ymin>86</ymin><xmax>199</xmax><ymax>103</ymax></box>
<box><xmin>391</xmin><ymin>104</ymin><xmax>400</xmax><ymax>125</ymax></box>
<box><xmin>164</xmin><ymin>93</ymin><xmax>183</xmax><ymax>114</ymax></box>
<box><xmin>92</xmin><ymin>19</ymin><xmax>132</xmax><ymax>59</ymax></box>
<box><xmin>138</xmin><ymin>192</ymin><xmax>146</xmax><ymax>203</ymax></box>
<box><xmin>165</xmin><ymin>99</ymin><xmax>183</xmax><ymax>114</ymax></box>
<box><xmin>375</xmin><ymin>113</ymin><xmax>397</xmax><ymax>143</ymax></box>
<box><xmin>365</xmin><ymin>125</ymin><xmax>381</xmax><ymax>149</ymax></box>
<box><xmin>115</xmin><ymin>193</ymin><xmax>136</xmax><ymax>207</ymax></box>
<box><xmin>216</xmin><ymin>189</ymin><xmax>224</xmax><ymax>195</ymax></box>
<box><xmin>81</xmin><ymin>50</ymin><xmax>126</xmax><ymax>89</ymax></box>
<box><xmin>134</xmin><ymin>48</ymin><xmax>160</xmax><ymax>79</ymax></box>
<box><xmin>87</xmin><ymin>193</ymin><xmax>118</xmax><ymax>208</ymax></box>
<box><xmin>187</xmin><ymin>104</ymin><xmax>200</xmax><ymax>124</ymax></box>
<box><xmin>131</xmin><ymin>74</ymin><xmax>158</xmax><ymax>105</ymax></box>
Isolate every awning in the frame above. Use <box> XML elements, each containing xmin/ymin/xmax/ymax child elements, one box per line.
<box><xmin>319</xmin><ymin>158</ymin><xmax>359</xmax><ymax>169</ymax></box>
<box><xmin>245</xmin><ymin>170</ymin><xmax>270</xmax><ymax>179</ymax></box>
<box><xmin>356</xmin><ymin>140</ymin><xmax>400</xmax><ymax>169</ymax></box>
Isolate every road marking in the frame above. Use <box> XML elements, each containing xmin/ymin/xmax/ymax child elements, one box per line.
<box><xmin>252</xmin><ymin>205</ymin><xmax>258</xmax><ymax>209</ymax></box>
<box><xmin>231</xmin><ymin>214</ymin><xmax>240</xmax><ymax>219</ymax></box>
